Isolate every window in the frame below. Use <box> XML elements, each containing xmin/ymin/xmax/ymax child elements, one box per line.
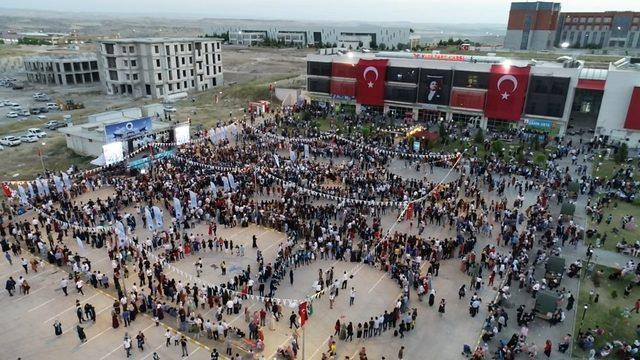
<box><xmin>218</xmin><ymin>66</ymin><xmax>221</xmax><ymax>74</ymax></box>
<box><xmin>123</xmin><ymin>60</ymin><xmax>128</xmax><ymax>66</ymax></box>
<box><xmin>217</xmin><ymin>54</ymin><xmax>221</xmax><ymax>62</ymax></box>
<box><xmin>181</xmin><ymin>57</ymin><xmax>185</xmax><ymax>65</ymax></box>
<box><xmin>168</xmin><ymin>84</ymin><xmax>173</xmax><ymax>91</ymax></box>
<box><xmin>205</xmin><ymin>43</ymin><xmax>209</xmax><ymax>52</ymax></box>
<box><xmin>157</xmin><ymin>73</ymin><xmax>162</xmax><ymax>81</ymax></box>
<box><xmin>129</xmin><ymin>46</ymin><xmax>134</xmax><ymax>53</ymax></box>
<box><xmin>188</xmin><ymin>44</ymin><xmax>192</xmax><ymax>51</ymax></box>
<box><xmin>184</xmin><ymin>81</ymin><xmax>187</xmax><ymax>88</ymax></box>
<box><xmin>216</xmin><ymin>42</ymin><xmax>220</xmax><ymax>50</ymax></box>
<box><xmin>596</xmin><ymin>17</ymin><xmax>602</xmax><ymax>23</ymax></box>
<box><xmin>131</xmin><ymin>60</ymin><xmax>137</xmax><ymax>67</ymax></box>
<box><xmin>580</xmin><ymin>17</ymin><xmax>586</xmax><ymax>23</ymax></box>
<box><xmin>180</xmin><ymin>44</ymin><xmax>184</xmax><ymax>52</ymax></box>
<box><xmin>191</xmin><ymin>80</ymin><xmax>194</xmax><ymax>87</ymax></box>
<box><xmin>182</xmin><ymin>70</ymin><xmax>186</xmax><ymax>77</ymax></box>
<box><xmin>190</xmin><ymin>69</ymin><xmax>194</xmax><ymax>76</ymax></box>
<box><xmin>156</xmin><ymin>59</ymin><xmax>160</xmax><ymax>67</ymax></box>
<box><xmin>165</xmin><ymin>45</ymin><xmax>170</xmax><ymax>54</ymax></box>
<box><xmin>63</xmin><ymin>63</ymin><xmax>72</xmax><ymax>72</ymax></box>
<box><xmin>154</xmin><ymin>45</ymin><xmax>159</xmax><ymax>54</ymax></box>
<box><xmin>177</xmin><ymin>82</ymin><xmax>180</xmax><ymax>89</ymax></box>
<box><xmin>588</xmin><ymin>17</ymin><xmax>594</xmax><ymax>23</ymax></box>
<box><xmin>189</xmin><ymin>57</ymin><xmax>192</xmax><ymax>64</ymax></box>
<box><xmin>125</xmin><ymin>74</ymin><xmax>130</xmax><ymax>80</ymax></box>
<box><xmin>122</xmin><ymin>46</ymin><xmax>127</xmax><ymax>53</ymax></box>
<box><xmin>105</xmin><ymin>43</ymin><xmax>114</xmax><ymax>54</ymax></box>
<box><xmin>146</xmin><ymin>84</ymin><xmax>151</xmax><ymax>95</ymax></box>
<box><xmin>132</xmin><ymin>74</ymin><xmax>138</xmax><ymax>80</ymax></box>
<box><xmin>604</xmin><ymin>18</ymin><xmax>611</xmax><ymax>23</ymax></box>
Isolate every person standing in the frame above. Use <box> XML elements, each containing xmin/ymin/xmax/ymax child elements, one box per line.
<box><xmin>398</xmin><ymin>346</ymin><xmax>405</xmax><ymax>360</ymax></box>
<box><xmin>349</xmin><ymin>287</ymin><xmax>356</xmax><ymax>306</ymax></box>
<box><xmin>5</xmin><ymin>276</ymin><xmax>16</xmax><ymax>296</ymax></box>
<box><xmin>4</xmin><ymin>251</ymin><xmax>12</xmax><ymax>265</ymax></box>
<box><xmin>289</xmin><ymin>269</ymin><xmax>294</xmax><ymax>285</ymax></box>
<box><xmin>76</xmin><ymin>279</ymin><xmax>84</xmax><ymax>295</ymax></box>
<box><xmin>123</xmin><ymin>334</ymin><xmax>132</xmax><ymax>358</ymax></box>
<box><xmin>289</xmin><ymin>311</ymin><xmax>298</xmax><ymax>329</ymax></box>
<box><xmin>211</xmin><ymin>348</ymin><xmax>220</xmax><ymax>360</ymax></box>
<box><xmin>76</xmin><ymin>325</ymin><xmax>87</xmax><ymax>343</ymax></box>
<box><xmin>165</xmin><ymin>329</ymin><xmax>172</xmax><ymax>347</ymax></box>
<box><xmin>136</xmin><ymin>331</ymin><xmax>146</xmax><ymax>351</ymax></box>
<box><xmin>53</xmin><ymin>320</ymin><xmax>63</xmax><ymax>336</ymax></box>
<box><xmin>544</xmin><ymin>339</ymin><xmax>552</xmax><ymax>357</ymax></box>
<box><xmin>438</xmin><ymin>299</ymin><xmax>446</xmax><ymax>316</ymax></box>
<box><xmin>60</xmin><ymin>278</ymin><xmax>68</xmax><ymax>296</ymax></box>
<box><xmin>180</xmin><ymin>336</ymin><xmax>188</xmax><ymax>357</ymax></box>
<box><xmin>21</xmin><ymin>257</ymin><xmax>28</xmax><ymax>274</ymax></box>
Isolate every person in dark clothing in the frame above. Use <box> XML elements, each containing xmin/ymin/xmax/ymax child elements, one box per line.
<box><xmin>289</xmin><ymin>311</ymin><xmax>298</xmax><ymax>329</ymax></box>
<box><xmin>76</xmin><ymin>325</ymin><xmax>87</xmax><ymax>343</ymax></box>
<box><xmin>5</xmin><ymin>276</ymin><xmax>16</xmax><ymax>296</ymax></box>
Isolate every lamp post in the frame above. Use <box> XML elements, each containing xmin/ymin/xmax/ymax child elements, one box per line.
<box><xmin>578</xmin><ymin>304</ymin><xmax>589</xmax><ymax>334</ymax></box>
<box><xmin>39</xmin><ymin>142</ymin><xmax>46</xmax><ymax>172</ymax></box>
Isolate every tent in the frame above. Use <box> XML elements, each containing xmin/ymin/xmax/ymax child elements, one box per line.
<box><xmin>545</xmin><ymin>256</ymin><xmax>566</xmax><ymax>276</ymax></box>
<box><xmin>560</xmin><ymin>202</ymin><xmax>576</xmax><ymax>217</ymax></box>
<box><xmin>568</xmin><ymin>182</ymin><xmax>580</xmax><ymax>199</ymax></box>
<box><xmin>534</xmin><ymin>290</ymin><xmax>560</xmax><ymax>320</ymax></box>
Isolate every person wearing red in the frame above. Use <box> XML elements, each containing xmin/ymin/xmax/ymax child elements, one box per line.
<box><xmin>543</xmin><ymin>339</ymin><xmax>552</xmax><ymax>357</ymax></box>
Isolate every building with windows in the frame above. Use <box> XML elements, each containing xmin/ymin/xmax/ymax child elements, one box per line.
<box><xmin>24</xmin><ymin>54</ymin><xmax>100</xmax><ymax>86</ymax></box>
<box><xmin>504</xmin><ymin>2</ymin><xmax>640</xmax><ymax>53</ymax></box>
<box><xmin>504</xmin><ymin>1</ymin><xmax>561</xmax><ymax>51</ymax></box>
<box><xmin>211</xmin><ymin>23</ymin><xmax>413</xmax><ymax>50</ymax></box>
<box><xmin>305</xmin><ymin>51</ymin><xmax>640</xmax><ymax>145</ymax></box>
<box><xmin>96</xmin><ymin>37</ymin><xmax>223</xmax><ymax>99</ymax></box>
<box><xmin>556</xmin><ymin>11</ymin><xmax>640</xmax><ymax>51</ymax></box>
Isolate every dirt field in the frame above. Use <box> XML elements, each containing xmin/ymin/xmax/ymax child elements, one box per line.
<box><xmin>0</xmin><ymin>45</ymin><xmax>311</xmax><ymax>180</ymax></box>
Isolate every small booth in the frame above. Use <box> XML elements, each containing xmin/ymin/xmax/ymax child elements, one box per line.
<box><xmin>407</xmin><ymin>127</ymin><xmax>439</xmax><ymax>151</ymax></box>
<box><xmin>535</xmin><ymin>290</ymin><xmax>561</xmax><ymax>320</ymax></box>
<box><xmin>545</xmin><ymin>256</ymin><xmax>566</xmax><ymax>289</ymax></box>
<box><xmin>560</xmin><ymin>202</ymin><xmax>576</xmax><ymax>222</ymax></box>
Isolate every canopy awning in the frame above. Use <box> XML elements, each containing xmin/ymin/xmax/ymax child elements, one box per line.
<box><xmin>577</xmin><ymin>79</ymin><xmax>605</xmax><ymax>91</ymax></box>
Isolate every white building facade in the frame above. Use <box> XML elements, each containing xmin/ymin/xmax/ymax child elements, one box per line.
<box><xmin>97</xmin><ymin>38</ymin><xmax>223</xmax><ymax>99</ymax></box>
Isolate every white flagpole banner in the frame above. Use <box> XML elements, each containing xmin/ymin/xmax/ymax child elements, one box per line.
<box><xmin>152</xmin><ymin>206</ymin><xmax>164</xmax><ymax>228</ymax></box>
<box><xmin>189</xmin><ymin>191</ymin><xmax>198</xmax><ymax>209</ymax></box>
<box><xmin>145</xmin><ymin>207</ymin><xmax>155</xmax><ymax>231</ymax></box>
<box><xmin>17</xmin><ymin>185</ymin><xmax>28</xmax><ymax>205</ymax></box>
<box><xmin>173</xmin><ymin>197</ymin><xmax>183</xmax><ymax>220</ymax></box>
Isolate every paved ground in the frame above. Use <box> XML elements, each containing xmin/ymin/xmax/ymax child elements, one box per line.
<box><xmin>1</xmin><ymin>132</ymin><xmax>635</xmax><ymax>360</ymax></box>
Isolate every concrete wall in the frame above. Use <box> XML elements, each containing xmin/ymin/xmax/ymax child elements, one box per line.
<box><xmin>63</xmin><ymin>133</ymin><xmax>104</xmax><ymax>157</ymax></box>
<box><xmin>504</xmin><ymin>30</ymin><xmax>525</xmax><ymax>50</ymax></box>
<box><xmin>596</xmin><ymin>69</ymin><xmax>640</xmax><ymax>145</ymax></box>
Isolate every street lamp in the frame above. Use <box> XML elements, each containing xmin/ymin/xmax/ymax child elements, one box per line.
<box><xmin>39</xmin><ymin>142</ymin><xmax>46</xmax><ymax>172</ymax></box>
<box><xmin>578</xmin><ymin>305</ymin><xmax>589</xmax><ymax>334</ymax></box>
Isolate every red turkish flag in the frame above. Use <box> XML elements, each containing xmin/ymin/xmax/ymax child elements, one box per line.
<box><xmin>2</xmin><ymin>183</ymin><xmax>12</xmax><ymax>198</ymax></box>
<box><xmin>356</xmin><ymin>59</ymin><xmax>388</xmax><ymax>106</ymax></box>
<box><xmin>298</xmin><ymin>301</ymin><xmax>308</xmax><ymax>327</ymax></box>
<box><xmin>484</xmin><ymin>64</ymin><xmax>530</xmax><ymax>121</ymax></box>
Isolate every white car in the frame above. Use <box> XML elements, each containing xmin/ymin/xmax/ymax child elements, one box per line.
<box><xmin>6</xmin><ymin>112</ymin><xmax>18</xmax><ymax>118</ymax></box>
<box><xmin>46</xmin><ymin>103</ymin><xmax>60</xmax><ymax>110</ymax></box>
<box><xmin>37</xmin><ymin>114</ymin><xmax>47</xmax><ymax>119</ymax></box>
<box><xmin>20</xmin><ymin>134</ymin><xmax>38</xmax><ymax>143</ymax></box>
<box><xmin>163</xmin><ymin>106</ymin><xmax>177</xmax><ymax>113</ymax></box>
<box><xmin>10</xmin><ymin>104</ymin><xmax>20</xmax><ymax>110</ymax></box>
<box><xmin>0</xmin><ymin>136</ymin><xmax>21</xmax><ymax>146</ymax></box>
<box><xmin>28</xmin><ymin>128</ymin><xmax>47</xmax><ymax>138</ymax></box>
<box><xmin>33</xmin><ymin>92</ymin><xmax>46</xmax><ymax>98</ymax></box>
<box><xmin>18</xmin><ymin>110</ymin><xmax>30</xmax><ymax>117</ymax></box>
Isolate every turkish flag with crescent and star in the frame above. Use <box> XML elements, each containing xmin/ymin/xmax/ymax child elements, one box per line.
<box><xmin>484</xmin><ymin>64</ymin><xmax>531</xmax><ymax>121</ymax></box>
<box><xmin>298</xmin><ymin>301</ymin><xmax>308</xmax><ymax>327</ymax></box>
<box><xmin>355</xmin><ymin>59</ymin><xmax>388</xmax><ymax>106</ymax></box>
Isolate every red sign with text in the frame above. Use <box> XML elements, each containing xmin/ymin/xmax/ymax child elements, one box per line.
<box><xmin>450</xmin><ymin>89</ymin><xmax>486</xmax><ymax>110</ymax></box>
<box><xmin>356</xmin><ymin>59</ymin><xmax>388</xmax><ymax>106</ymax></box>
<box><xmin>484</xmin><ymin>64</ymin><xmax>530</xmax><ymax>121</ymax></box>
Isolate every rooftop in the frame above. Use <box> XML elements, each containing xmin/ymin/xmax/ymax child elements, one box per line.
<box><xmin>99</xmin><ymin>37</ymin><xmax>221</xmax><ymax>44</ymax></box>
<box><xmin>59</xmin><ymin>119</ymin><xmax>172</xmax><ymax>142</ymax></box>
<box><xmin>24</xmin><ymin>53</ymin><xmax>97</xmax><ymax>62</ymax></box>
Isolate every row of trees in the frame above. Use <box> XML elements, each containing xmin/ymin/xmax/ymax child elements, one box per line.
<box><xmin>17</xmin><ymin>37</ymin><xmax>52</xmax><ymax>45</ymax></box>
<box><xmin>200</xmin><ymin>32</ymin><xmax>230</xmax><ymax>42</ymax></box>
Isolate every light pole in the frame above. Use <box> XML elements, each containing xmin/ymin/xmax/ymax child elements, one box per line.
<box><xmin>578</xmin><ymin>304</ymin><xmax>589</xmax><ymax>334</ymax></box>
<box><xmin>39</xmin><ymin>142</ymin><xmax>46</xmax><ymax>172</ymax></box>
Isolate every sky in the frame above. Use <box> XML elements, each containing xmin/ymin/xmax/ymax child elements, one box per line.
<box><xmin>7</xmin><ymin>0</ymin><xmax>640</xmax><ymax>24</ymax></box>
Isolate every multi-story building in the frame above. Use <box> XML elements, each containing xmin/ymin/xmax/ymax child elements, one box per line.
<box><xmin>504</xmin><ymin>1</ymin><xmax>640</xmax><ymax>53</ymax></box>
<box><xmin>213</xmin><ymin>23</ymin><xmax>413</xmax><ymax>50</ymax></box>
<box><xmin>24</xmin><ymin>54</ymin><xmax>100</xmax><ymax>86</ymax></box>
<box><xmin>504</xmin><ymin>1</ymin><xmax>562</xmax><ymax>51</ymax></box>
<box><xmin>556</xmin><ymin>11</ymin><xmax>640</xmax><ymax>50</ymax></box>
<box><xmin>97</xmin><ymin>37</ymin><xmax>223</xmax><ymax>99</ymax></box>
<box><xmin>305</xmin><ymin>51</ymin><xmax>640</xmax><ymax>145</ymax></box>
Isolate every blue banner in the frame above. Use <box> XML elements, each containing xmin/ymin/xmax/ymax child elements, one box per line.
<box><xmin>104</xmin><ymin>117</ymin><xmax>152</xmax><ymax>143</ymax></box>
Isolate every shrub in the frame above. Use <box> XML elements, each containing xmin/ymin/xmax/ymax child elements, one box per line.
<box><xmin>611</xmin><ymin>290</ymin><xmax>618</xmax><ymax>299</ymax></box>
<box><xmin>614</xmin><ymin>143</ymin><xmax>628</xmax><ymax>164</ymax></box>
<box><xmin>474</xmin><ymin>129</ymin><xmax>484</xmax><ymax>144</ymax></box>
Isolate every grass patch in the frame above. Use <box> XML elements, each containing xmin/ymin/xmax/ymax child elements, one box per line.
<box><xmin>0</xmin><ymin>136</ymin><xmax>93</xmax><ymax>181</ymax></box>
<box><xmin>573</xmin><ymin>265</ymin><xmax>638</xmax><ymax>358</ymax></box>
<box><xmin>586</xmin><ymin>199</ymin><xmax>640</xmax><ymax>253</ymax></box>
<box><xmin>0</xmin><ymin>118</ymin><xmax>52</xmax><ymax>134</ymax></box>
<box><xmin>593</xmin><ymin>158</ymin><xmax>640</xmax><ymax>181</ymax></box>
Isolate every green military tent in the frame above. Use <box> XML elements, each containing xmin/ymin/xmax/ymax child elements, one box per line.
<box><xmin>535</xmin><ymin>290</ymin><xmax>560</xmax><ymax>320</ymax></box>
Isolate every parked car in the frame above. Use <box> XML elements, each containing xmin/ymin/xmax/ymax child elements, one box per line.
<box><xmin>32</xmin><ymin>92</ymin><xmax>46</xmax><ymax>98</ymax></box>
<box><xmin>34</xmin><ymin>95</ymin><xmax>51</xmax><ymax>102</ymax></box>
<box><xmin>28</xmin><ymin>128</ymin><xmax>47</xmax><ymax>138</ymax></box>
<box><xmin>38</xmin><ymin>107</ymin><xmax>49</xmax><ymax>113</ymax></box>
<box><xmin>10</xmin><ymin>104</ymin><xmax>20</xmax><ymax>110</ymax></box>
<box><xmin>46</xmin><ymin>103</ymin><xmax>60</xmax><ymax>110</ymax></box>
<box><xmin>45</xmin><ymin>120</ymin><xmax>68</xmax><ymax>130</ymax></box>
<box><xmin>20</xmin><ymin>134</ymin><xmax>38</xmax><ymax>143</ymax></box>
<box><xmin>37</xmin><ymin>115</ymin><xmax>47</xmax><ymax>119</ymax></box>
<box><xmin>163</xmin><ymin>106</ymin><xmax>177</xmax><ymax>113</ymax></box>
<box><xmin>6</xmin><ymin>112</ymin><xmax>18</xmax><ymax>118</ymax></box>
<box><xmin>0</xmin><ymin>136</ymin><xmax>21</xmax><ymax>146</ymax></box>
<box><xmin>29</xmin><ymin>108</ymin><xmax>41</xmax><ymax>115</ymax></box>
<box><xmin>18</xmin><ymin>110</ymin><xmax>30</xmax><ymax>117</ymax></box>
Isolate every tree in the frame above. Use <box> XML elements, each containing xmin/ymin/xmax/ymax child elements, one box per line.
<box><xmin>378</xmin><ymin>43</ymin><xmax>387</xmax><ymax>51</ymax></box>
<box><xmin>614</xmin><ymin>143</ymin><xmax>629</xmax><ymax>163</ymax></box>
<box><xmin>474</xmin><ymin>129</ymin><xmax>484</xmax><ymax>144</ymax></box>
<box><xmin>438</xmin><ymin>123</ymin><xmax>449</xmax><ymax>144</ymax></box>
<box><xmin>370</xmin><ymin>40</ymin><xmax>377</xmax><ymax>49</ymax></box>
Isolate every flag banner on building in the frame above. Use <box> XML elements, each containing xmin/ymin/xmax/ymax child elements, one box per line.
<box><xmin>356</xmin><ymin>59</ymin><xmax>388</xmax><ymax>106</ymax></box>
<box><xmin>331</xmin><ymin>61</ymin><xmax>357</xmax><ymax>78</ymax></box>
<box><xmin>624</xmin><ymin>87</ymin><xmax>640</xmax><ymax>130</ymax></box>
<box><xmin>484</xmin><ymin>64</ymin><xmax>530</xmax><ymax>121</ymax></box>
<box><xmin>298</xmin><ymin>301</ymin><xmax>308</xmax><ymax>327</ymax></box>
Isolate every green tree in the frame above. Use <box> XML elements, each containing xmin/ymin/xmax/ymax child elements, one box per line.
<box><xmin>474</xmin><ymin>129</ymin><xmax>484</xmax><ymax>144</ymax></box>
<box><xmin>378</xmin><ymin>43</ymin><xmax>387</xmax><ymax>51</ymax></box>
<box><xmin>615</xmin><ymin>143</ymin><xmax>629</xmax><ymax>163</ymax></box>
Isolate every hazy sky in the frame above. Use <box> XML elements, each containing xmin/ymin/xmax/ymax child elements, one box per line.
<box><xmin>8</xmin><ymin>0</ymin><xmax>640</xmax><ymax>24</ymax></box>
